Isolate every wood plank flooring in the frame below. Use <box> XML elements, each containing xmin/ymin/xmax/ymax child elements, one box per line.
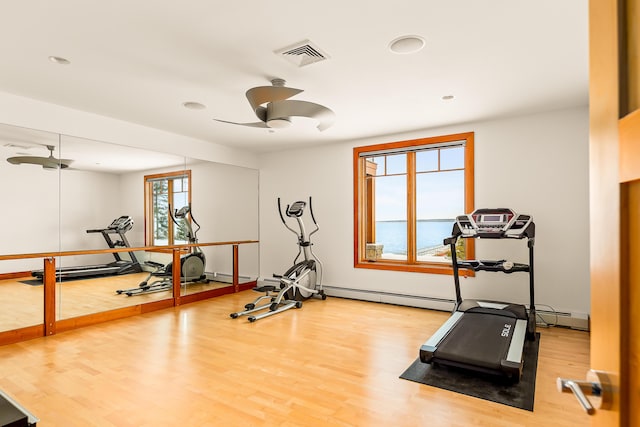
<box><xmin>0</xmin><ymin>292</ymin><xmax>590</xmax><ymax>427</ymax></box>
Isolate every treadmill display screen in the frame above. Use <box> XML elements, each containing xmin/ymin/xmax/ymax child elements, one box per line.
<box><xmin>456</xmin><ymin>209</ymin><xmax>530</xmax><ymax>239</ymax></box>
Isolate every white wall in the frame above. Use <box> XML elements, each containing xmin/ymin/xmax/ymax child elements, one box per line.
<box><xmin>1</xmin><ymin>163</ymin><xmax>58</xmax><ymax>256</ymax></box>
<box><xmin>190</xmin><ymin>160</ymin><xmax>260</xmax><ymax>279</ymax></box>
<box><xmin>258</xmin><ymin>107</ymin><xmax>590</xmax><ymax>318</ymax></box>
<box><xmin>59</xmin><ymin>169</ymin><xmax>125</xmax><ymax>268</ymax></box>
<box><xmin>0</xmin><ymin>163</ymin><xmax>123</xmax><ymax>272</ymax></box>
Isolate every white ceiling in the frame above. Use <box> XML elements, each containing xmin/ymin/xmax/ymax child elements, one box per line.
<box><xmin>0</xmin><ymin>0</ymin><xmax>588</xmax><ymax>155</ymax></box>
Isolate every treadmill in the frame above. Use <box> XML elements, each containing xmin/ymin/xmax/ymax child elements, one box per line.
<box><xmin>419</xmin><ymin>208</ymin><xmax>536</xmax><ymax>382</ymax></box>
<box><xmin>32</xmin><ymin>216</ymin><xmax>142</xmax><ymax>281</ymax></box>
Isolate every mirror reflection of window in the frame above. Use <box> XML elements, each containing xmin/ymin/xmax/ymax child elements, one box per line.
<box><xmin>144</xmin><ymin>171</ymin><xmax>191</xmax><ymax>246</ymax></box>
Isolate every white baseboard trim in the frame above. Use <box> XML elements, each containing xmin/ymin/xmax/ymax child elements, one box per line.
<box><xmin>324</xmin><ymin>286</ymin><xmax>455</xmax><ymax>312</ymax></box>
<box><xmin>205</xmin><ymin>272</ymin><xmax>255</xmax><ymax>284</ymax></box>
<box><xmin>323</xmin><ymin>285</ymin><xmax>590</xmax><ymax>331</ymax></box>
<box><xmin>535</xmin><ymin>310</ymin><xmax>590</xmax><ymax>331</ymax></box>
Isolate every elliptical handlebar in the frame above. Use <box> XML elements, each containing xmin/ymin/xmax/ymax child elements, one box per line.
<box><xmin>307</xmin><ymin>197</ymin><xmax>320</xmax><ymax>238</ymax></box>
<box><xmin>169</xmin><ymin>203</ymin><xmax>199</xmax><ymax>244</ymax></box>
<box><xmin>187</xmin><ymin>207</ymin><xmax>201</xmax><ymax>238</ymax></box>
<box><xmin>168</xmin><ymin>203</ymin><xmax>181</xmax><ymax>228</ymax></box>
<box><xmin>277</xmin><ymin>197</ymin><xmax>320</xmax><ymax>239</ymax></box>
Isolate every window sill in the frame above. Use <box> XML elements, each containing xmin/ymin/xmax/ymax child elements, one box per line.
<box><xmin>354</xmin><ymin>260</ymin><xmax>475</xmax><ymax>277</ymax></box>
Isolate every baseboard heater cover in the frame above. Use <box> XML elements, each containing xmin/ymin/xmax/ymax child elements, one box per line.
<box><xmin>323</xmin><ymin>285</ymin><xmax>455</xmax><ymax>311</ymax></box>
<box><xmin>321</xmin><ymin>286</ymin><xmax>590</xmax><ymax>331</ymax></box>
<box><xmin>206</xmin><ymin>272</ymin><xmax>255</xmax><ymax>284</ymax></box>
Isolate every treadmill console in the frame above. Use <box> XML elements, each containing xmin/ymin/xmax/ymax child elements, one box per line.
<box><xmin>456</xmin><ymin>208</ymin><xmax>532</xmax><ymax>239</ymax></box>
<box><xmin>87</xmin><ymin>216</ymin><xmax>133</xmax><ymax>234</ymax></box>
<box><xmin>107</xmin><ymin>216</ymin><xmax>134</xmax><ymax>232</ymax></box>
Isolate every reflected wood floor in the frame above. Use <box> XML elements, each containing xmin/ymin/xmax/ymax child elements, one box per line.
<box><xmin>0</xmin><ymin>274</ymin><xmax>231</xmax><ymax>331</ymax></box>
<box><xmin>0</xmin><ymin>292</ymin><xmax>590</xmax><ymax>427</ymax></box>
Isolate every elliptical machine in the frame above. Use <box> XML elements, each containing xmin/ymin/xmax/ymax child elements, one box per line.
<box><xmin>117</xmin><ymin>204</ymin><xmax>208</xmax><ymax>296</ymax></box>
<box><xmin>230</xmin><ymin>197</ymin><xmax>326</xmax><ymax>322</ymax></box>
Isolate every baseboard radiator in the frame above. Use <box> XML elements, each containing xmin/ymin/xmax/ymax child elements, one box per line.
<box><xmin>321</xmin><ymin>285</ymin><xmax>590</xmax><ymax>331</ymax></box>
<box><xmin>206</xmin><ymin>272</ymin><xmax>254</xmax><ymax>284</ymax></box>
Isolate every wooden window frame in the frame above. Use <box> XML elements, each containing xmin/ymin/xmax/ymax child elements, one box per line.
<box><xmin>144</xmin><ymin>170</ymin><xmax>192</xmax><ymax>247</ymax></box>
<box><xmin>353</xmin><ymin>132</ymin><xmax>475</xmax><ymax>275</ymax></box>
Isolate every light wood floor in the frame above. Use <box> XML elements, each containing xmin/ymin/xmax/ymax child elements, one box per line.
<box><xmin>0</xmin><ymin>292</ymin><xmax>590</xmax><ymax>427</ymax></box>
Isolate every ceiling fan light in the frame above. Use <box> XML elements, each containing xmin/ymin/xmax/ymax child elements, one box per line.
<box><xmin>49</xmin><ymin>56</ymin><xmax>71</xmax><ymax>65</ymax></box>
<box><xmin>266</xmin><ymin>117</ymin><xmax>292</xmax><ymax>129</ymax></box>
<box><xmin>182</xmin><ymin>101</ymin><xmax>206</xmax><ymax>110</ymax></box>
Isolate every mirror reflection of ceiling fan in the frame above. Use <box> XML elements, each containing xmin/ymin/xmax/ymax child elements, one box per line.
<box><xmin>214</xmin><ymin>79</ymin><xmax>335</xmax><ymax>131</ymax></box>
<box><xmin>6</xmin><ymin>144</ymin><xmax>73</xmax><ymax>169</ymax></box>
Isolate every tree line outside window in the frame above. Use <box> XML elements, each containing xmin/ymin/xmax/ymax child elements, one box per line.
<box><xmin>144</xmin><ymin>170</ymin><xmax>191</xmax><ymax>246</ymax></box>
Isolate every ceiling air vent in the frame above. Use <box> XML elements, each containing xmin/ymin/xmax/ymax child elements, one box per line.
<box><xmin>275</xmin><ymin>40</ymin><xmax>330</xmax><ymax>67</ymax></box>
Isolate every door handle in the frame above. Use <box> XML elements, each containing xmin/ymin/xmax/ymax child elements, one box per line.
<box><xmin>557</xmin><ymin>370</ymin><xmax>610</xmax><ymax>415</ymax></box>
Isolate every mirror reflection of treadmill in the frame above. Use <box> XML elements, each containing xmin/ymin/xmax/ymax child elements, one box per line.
<box><xmin>31</xmin><ymin>216</ymin><xmax>142</xmax><ymax>281</ymax></box>
<box><xmin>419</xmin><ymin>208</ymin><xmax>536</xmax><ymax>382</ymax></box>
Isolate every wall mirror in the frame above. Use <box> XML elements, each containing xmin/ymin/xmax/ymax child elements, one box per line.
<box><xmin>0</xmin><ymin>122</ymin><xmax>259</xmax><ymax>329</ymax></box>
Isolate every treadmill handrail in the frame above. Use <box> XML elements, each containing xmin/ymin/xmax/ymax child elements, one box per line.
<box><xmin>456</xmin><ymin>260</ymin><xmax>530</xmax><ymax>273</ymax></box>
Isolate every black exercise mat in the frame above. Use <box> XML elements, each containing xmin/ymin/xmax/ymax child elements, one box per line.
<box><xmin>400</xmin><ymin>333</ymin><xmax>540</xmax><ymax>411</ymax></box>
<box><xmin>20</xmin><ymin>274</ymin><xmax>106</xmax><ymax>286</ymax></box>
<box><xmin>19</xmin><ymin>280</ymin><xmax>43</xmax><ymax>286</ymax></box>
<box><xmin>20</xmin><ymin>277</ymin><xmax>85</xmax><ymax>286</ymax></box>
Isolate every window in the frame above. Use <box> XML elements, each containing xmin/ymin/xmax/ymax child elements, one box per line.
<box><xmin>144</xmin><ymin>170</ymin><xmax>191</xmax><ymax>246</ymax></box>
<box><xmin>353</xmin><ymin>132</ymin><xmax>474</xmax><ymax>274</ymax></box>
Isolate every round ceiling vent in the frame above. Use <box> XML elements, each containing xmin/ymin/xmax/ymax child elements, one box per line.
<box><xmin>389</xmin><ymin>35</ymin><xmax>426</xmax><ymax>54</ymax></box>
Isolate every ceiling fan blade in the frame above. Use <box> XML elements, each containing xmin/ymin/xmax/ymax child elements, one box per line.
<box><xmin>213</xmin><ymin>119</ymin><xmax>269</xmax><ymax>129</ymax></box>
<box><xmin>6</xmin><ymin>156</ymin><xmax>32</xmax><ymax>165</ymax></box>
<box><xmin>267</xmin><ymin>100</ymin><xmax>335</xmax><ymax>131</ymax></box>
<box><xmin>245</xmin><ymin>86</ymin><xmax>303</xmax><ymax>114</ymax></box>
<box><xmin>6</xmin><ymin>156</ymin><xmax>72</xmax><ymax>169</ymax></box>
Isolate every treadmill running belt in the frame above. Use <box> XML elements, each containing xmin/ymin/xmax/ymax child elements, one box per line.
<box><xmin>435</xmin><ymin>311</ymin><xmax>517</xmax><ymax>371</ymax></box>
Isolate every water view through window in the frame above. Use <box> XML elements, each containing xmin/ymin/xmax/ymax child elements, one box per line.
<box><xmin>354</xmin><ymin>132</ymin><xmax>474</xmax><ymax>272</ymax></box>
<box><xmin>375</xmin><ymin>219</ymin><xmax>455</xmax><ymax>258</ymax></box>
<box><xmin>366</xmin><ymin>145</ymin><xmax>465</xmax><ymax>262</ymax></box>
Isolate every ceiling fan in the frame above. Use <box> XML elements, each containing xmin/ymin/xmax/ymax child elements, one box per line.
<box><xmin>6</xmin><ymin>144</ymin><xmax>73</xmax><ymax>169</ymax></box>
<box><xmin>214</xmin><ymin>78</ymin><xmax>335</xmax><ymax>131</ymax></box>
